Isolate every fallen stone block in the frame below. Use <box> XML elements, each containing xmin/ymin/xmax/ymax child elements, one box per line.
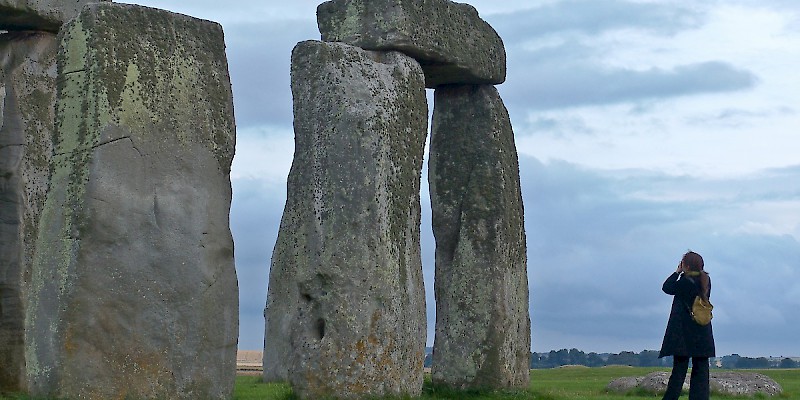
<box><xmin>264</xmin><ymin>40</ymin><xmax>427</xmax><ymax>399</ymax></box>
<box><xmin>606</xmin><ymin>376</ymin><xmax>645</xmax><ymax>393</ymax></box>
<box><xmin>317</xmin><ymin>0</ymin><xmax>505</xmax><ymax>88</ymax></box>
<box><xmin>0</xmin><ymin>0</ymin><xmax>109</xmax><ymax>32</ymax></box>
<box><xmin>429</xmin><ymin>84</ymin><xmax>530</xmax><ymax>389</ymax></box>
<box><xmin>607</xmin><ymin>371</ymin><xmax>784</xmax><ymax>397</ymax></box>
<box><xmin>0</xmin><ymin>30</ymin><xmax>57</xmax><ymax>394</ymax></box>
<box><xmin>24</xmin><ymin>3</ymin><xmax>237</xmax><ymax>399</ymax></box>
<box><xmin>710</xmin><ymin>372</ymin><xmax>783</xmax><ymax>397</ymax></box>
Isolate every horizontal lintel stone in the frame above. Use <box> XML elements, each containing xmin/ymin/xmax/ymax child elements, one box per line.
<box><xmin>317</xmin><ymin>0</ymin><xmax>505</xmax><ymax>88</ymax></box>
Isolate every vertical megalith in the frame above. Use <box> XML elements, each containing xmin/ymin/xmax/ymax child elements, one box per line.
<box><xmin>264</xmin><ymin>40</ymin><xmax>427</xmax><ymax>399</ymax></box>
<box><xmin>24</xmin><ymin>3</ymin><xmax>238</xmax><ymax>399</ymax></box>
<box><xmin>0</xmin><ymin>31</ymin><xmax>57</xmax><ymax>394</ymax></box>
<box><xmin>429</xmin><ymin>84</ymin><xmax>530</xmax><ymax>389</ymax></box>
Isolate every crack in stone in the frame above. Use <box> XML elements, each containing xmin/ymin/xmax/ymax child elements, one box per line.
<box><xmin>55</xmin><ymin>68</ymin><xmax>87</xmax><ymax>85</ymax></box>
<box><xmin>52</xmin><ymin>135</ymin><xmax>145</xmax><ymax>158</ymax></box>
<box><xmin>63</xmin><ymin>68</ymin><xmax>86</xmax><ymax>75</ymax></box>
<box><xmin>126</xmin><ymin>137</ymin><xmax>143</xmax><ymax>158</ymax></box>
<box><xmin>91</xmin><ymin>135</ymin><xmax>130</xmax><ymax>149</ymax></box>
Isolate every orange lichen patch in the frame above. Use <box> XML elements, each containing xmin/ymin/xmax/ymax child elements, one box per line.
<box><xmin>355</xmin><ymin>340</ymin><xmax>367</xmax><ymax>364</ymax></box>
<box><xmin>78</xmin><ymin>350</ymin><xmax>170</xmax><ymax>400</ymax></box>
<box><xmin>63</xmin><ymin>325</ymin><xmax>76</xmax><ymax>355</ymax></box>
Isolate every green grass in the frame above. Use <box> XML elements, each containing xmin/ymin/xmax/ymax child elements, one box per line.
<box><xmin>529</xmin><ymin>366</ymin><xmax>669</xmax><ymax>399</ymax></box>
<box><xmin>750</xmin><ymin>369</ymin><xmax>800</xmax><ymax>398</ymax></box>
<box><xmin>234</xmin><ymin>375</ymin><xmax>293</xmax><ymax>400</ymax></box>
<box><xmin>232</xmin><ymin>367</ymin><xmax>800</xmax><ymax>400</ymax></box>
<box><xmin>3</xmin><ymin>368</ymin><xmax>797</xmax><ymax>399</ymax></box>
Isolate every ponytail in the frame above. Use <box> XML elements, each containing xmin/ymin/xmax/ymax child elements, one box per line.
<box><xmin>682</xmin><ymin>250</ymin><xmax>709</xmax><ymax>300</ymax></box>
<box><xmin>698</xmin><ymin>272</ymin><xmax>710</xmax><ymax>301</ymax></box>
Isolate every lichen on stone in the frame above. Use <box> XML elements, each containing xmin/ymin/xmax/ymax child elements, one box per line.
<box><xmin>429</xmin><ymin>84</ymin><xmax>529</xmax><ymax>390</ymax></box>
<box><xmin>265</xmin><ymin>41</ymin><xmax>426</xmax><ymax>399</ymax></box>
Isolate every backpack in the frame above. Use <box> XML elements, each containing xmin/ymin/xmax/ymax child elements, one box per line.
<box><xmin>689</xmin><ymin>296</ymin><xmax>713</xmax><ymax>326</ymax></box>
<box><xmin>683</xmin><ymin>274</ymin><xmax>713</xmax><ymax>325</ymax></box>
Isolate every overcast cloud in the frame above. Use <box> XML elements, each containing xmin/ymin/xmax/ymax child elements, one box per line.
<box><xmin>129</xmin><ymin>0</ymin><xmax>800</xmax><ymax>358</ymax></box>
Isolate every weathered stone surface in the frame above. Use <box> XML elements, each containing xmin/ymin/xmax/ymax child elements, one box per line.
<box><xmin>605</xmin><ymin>376</ymin><xmax>644</xmax><ymax>393</ymax></box>
<box><xmin>638</xmin><ymin>371</ymin><xmax>684</xmax><ymax>394</ymax></box>
<box><xmin>710</xmin><ymin>372</ymin><xmax>783</xmax><ymax>396</ymax></box>
<box><xmin>0</xmin><ymin>0</ymin><xmax>110</xmax><ymax>32</ymax></box>
<box><xmin>429</xmin><ymin>85</ymin><xmax>530</xmax><ymax>389</ymax></box>
<box><xmin>263</xmin><ymin>40</ymin><xmax>427</xmax><ymax>399</ymax></box>
<box><xmin>607</xmin><ymin>371</ymin><xmax>784</xmax><ymax>396</ymax></box>
<box><xmin>0</xmin><ymin>30</ymin><xmax>56</xmax><ymax>394</ymax></box>
<box><xmin>317</xmin><ymin>0</ymin><xmax>506</xmax><ymax>88</ymax></box>
<box><xmin>24</xmin><ymin>4</ymin><xmax>237</xmax><ymax>399</ymax></box>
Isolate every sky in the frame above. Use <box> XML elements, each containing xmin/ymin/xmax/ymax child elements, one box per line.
<box><xmin>128</xmin><ymin>0</ymin><xmax>800</xmax><ymax>358</ymax></box>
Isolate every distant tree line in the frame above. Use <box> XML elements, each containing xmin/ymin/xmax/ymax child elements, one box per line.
<box><xmin>422</xmin><ymin>348</ymin><xmax>799</xmax><ymax>369</ymax></box>
<box><xmin>718</xmin><ymin>354</ymin><xmax>799</xmax><ymax>369</ymax></box>
<box><xmin>528</xmin><ymin>349</ymin><xmax>800</xmax><ymax>369</ymax></box>
<box><xmin>529</xmin><ymin>349</ymin><xmax>671</xmax><ymax>369</ymax></box>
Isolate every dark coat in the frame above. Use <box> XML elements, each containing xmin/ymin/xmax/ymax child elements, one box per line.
<box><xmin>659</xmin><ymin>272</ymin><xmax>716</xmax><ymax>358</ymax></box>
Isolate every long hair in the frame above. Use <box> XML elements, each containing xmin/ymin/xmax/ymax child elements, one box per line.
<box><xmin>682</xmin><ymin>251</ymin><xmax>710</xmax><ymax>300</ymax></box>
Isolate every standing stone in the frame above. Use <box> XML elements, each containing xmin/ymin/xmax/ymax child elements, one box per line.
<box><xmin>317</xmin><ymin>0</ymin><xmax>506</xmax><ymax>88</ymax></box>
<box><xmin>429</xmin><ymin>84</ymin><xmax>530</xmax><ymax>389</ymax></box>
<box><xmin>24</xmin><ymin>4</ymin><xmax>238</xmax><ymax>399</ymax></box>
<box><xmin>0</xmin><ymin>0</ymin><xmax>110</xmax><ymax>32</ymax></box>
<box><xmin>0</xmin><ymin>30</ymin><xmax>57</xmax><ymax>394</ymax></box>
<box><xmin>264</xmin><ymin>40</ymin><xmax>427</xmax><ymax>399</ymax></box>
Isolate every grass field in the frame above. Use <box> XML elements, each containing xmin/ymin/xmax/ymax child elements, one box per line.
<box><xmin>233</xmin><ymin>367</ymin><xmax>800</xmax><ymax>399</ymax></box>
<box><xmin>2</xmin><ymin>367</ymin><xmax>797</xmax><ymax>399</ymax></box>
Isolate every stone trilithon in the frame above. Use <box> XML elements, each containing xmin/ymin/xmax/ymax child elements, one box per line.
<box><xmin>264</xmin><ymin>0</ymin><xmax>530</xmax><ymax>397</ymax></box>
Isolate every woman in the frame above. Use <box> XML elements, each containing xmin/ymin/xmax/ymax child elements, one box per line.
<box><xmin>659</xmin><ymin>251</ymin><xmax>715</xmax><ymax>399</ymax></box>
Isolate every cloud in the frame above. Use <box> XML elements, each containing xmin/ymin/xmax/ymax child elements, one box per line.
<box><xmin>231</xmin><ymin>126</ymin><xmax>295</xmax><ymax>183</ymax></box>
<box><xmin>225</xmin><ymin>21</ymin><xmax>319</xmax><ymax>129</ymax></box>
<box><xmin>485</xmin><ymin>1</ymin><xmax>790</xmax><ymax>126</ymax></box>
<box><xmin>684</xmin><ymin>106</ymin><xmax>796</xmax><ymax>129</ymax></box>
<box><xmin>230</xmin><ymin>177</ymin><xmax>286</xmax><ymax>349</ymax></box>
<box><xmin>133</xmin><ymin>0</ymin><xmax>321</xmax><ymax>24</ymax></box>
<box><xmin>502</xmin><ymin>49</ymin><xmax>758</xmax><ymax>110</ymax></box>
<box><xmin>519</xmin><ymin>114</ymin><xmax>596</xmax><ymax>139</ymax></box>
<box><xmin>519</xmin><ymin>155</ymin><xmax>800</xmax><ymax>355</ymax></box>
<box><xmin>487</xmin><ymin>0</ymin><xmax>705</xmax><ymax>40</ymax></box>
<box><xmin>482</xmin><ymin>2</ymin><xmax>759</xmax><ymax>113</ymax></box>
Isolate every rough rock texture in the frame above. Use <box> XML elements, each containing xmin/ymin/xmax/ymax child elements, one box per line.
<box><xmin>638</xmin><ymin>371</ymin><xmax>686</xmax><ymax>394</ymax></box>
<box><xmin>0</xmin><ymin>0</ymin><xmax>110</xmax><ymax>32</ymax></box>
<box><xmin>710</xmin><ymin>372</ymin><xmax>783</xmax><ymax>396</ymax></box>
<box><xmin>607</xmin><ymin>371</ymin><xmax>783</xmax><ymax>397</ymax></box>
<box><xmin>263</xmin><ymin>40</ymin><xmax>427</xmax><ymax>399</ymax></box>
<box><xmin>317</xmin><ymin>0</ymin><xmax>505</xmax><ymax>88</ymax></box>
<box><xmin>0</xmin><ymin>30</ymin><xmax>57</xmax><ymax>394</ymax></box>
<box><xmin>24</xmin><ymin>4</ymin><xmax>238</xmax><ymax>399</ymax></box>
<box><xmin>605</xmin><ymin>376</ymin><xmax>644</xmax><ymax>393</ymax></box>
<box><xmin>429</xmin><ymin>85</ymin><xmax>530</xmax><ymax>389</ymax></box>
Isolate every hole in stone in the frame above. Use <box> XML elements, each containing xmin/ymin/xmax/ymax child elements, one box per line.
<box><xmin>315</xmin><ymin>318</ymin><xmax>326</xmax><ymax>340</ymax></box>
